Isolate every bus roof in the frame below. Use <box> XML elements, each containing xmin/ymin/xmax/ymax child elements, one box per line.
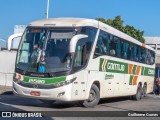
<box><xmin>29</xmin><ymin>18</ymin><xmax>155</xmax><ymax>51</ymax></box>
<box><xmin>29</xmin><ymin>18</ymin><xmax>99</xmax><ymax>28</ymax></box>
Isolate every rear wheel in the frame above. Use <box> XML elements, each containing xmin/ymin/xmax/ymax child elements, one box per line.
<box><xmin>39</xmin><ymin>99</ymin><xmax>56</xmax><ymax>104</ymax></box>
<box><xmin>132</xmin><ymin>84</ymin><xmax>143</xmax><ymax>101</ymax></box>
<box><xmin>142</xmin><ymin>84</ymin><xmax>147</xmax><ymax>97</ymax></box>
<box><xmin>82</xmin><ymin>84</ymin><xmax>100</xmax><ymax>108</ymax></box>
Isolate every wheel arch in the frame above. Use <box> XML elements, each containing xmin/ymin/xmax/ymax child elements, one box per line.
<box><xmin>143</xmin><ymin>82</ymin><xmax>147</xmax><ymax>87</ymax></box>
<box><xmin>93</xmin><ymin>81</ymin><xmax>100</xmax><ymax>91</ymax></box>
<box><xmin>143</xmin><ymin>82</ymin><xmax>148</xmax><ymax>94</ymax></box>
<box><xmin>85</xmin><ymin>80</ymin><xmax>101</xmax><ymax>99</ymax></box>
<box><xmin>138</xmin><ymin>82</ymin><xmax>142</xmax><ymax>87</ymax></box>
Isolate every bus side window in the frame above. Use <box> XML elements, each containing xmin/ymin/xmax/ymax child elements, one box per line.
<box><xmin>128</xmin><ymin>44</ymin><xmax>133</xmax><ymax>60</ymax></box>
<box><xmin>121</xmin><ymin>40</ymin><xmax>124</xmax><ymax>58</ymax></box>
<box><xmin>94</xmin><ymin>31</ymin><xmax>107</xmax><ymax>58</ymax></box>
<box><xmin>150</xmin><ymin>51</ymin><xmax>155</xmax><ymax>65</ymax></box>
<box><xmin>138</xmin><ymin>47</ymin><xmax>142</xmax><ymax>62</ymax></box>
<box><xmin>110</xmin><ymin>35</ymin><xmax>116</xmax><ymax>56</ymax></box>
<box><xmin>115</xmin><ymin>38</ymin><xmax>121</xmax><ymax>57</ymax></box>
<box><xmin>94</xmin><ymin>35</ymin><xmax>103</xmax><ymax>56</ymax></box>
<box><xmin>133</xmin><ymin>46</ymin><xmax>137</xmax><ymax>61</ymax></box>
<box><xmin>147</xmin><ymin>50</ymin><xmax>155</xmax><ymax>65</ymax></box>
<box><xmin>146</xmin><ymin>49</ymin><xmax>149</xmax><ymax>64</ymax></box>
<box><xmin>103</xmin><ymin>34</ymin><xmax>110</xmax><ymax>55</ymax></box>
<box><xmin>81</xmin><ymin>27</ymin><xmax>97</xmax><ymax>42</ymax></box>
<box><xmin>141</xmin><ymin>48</ymin><xmax>146</xmax><ymax>63</ymax></box>
<box><xmin>123</xmin><ymin>42</ymin><xmax>129</xmax><ymax>59</ymax></box>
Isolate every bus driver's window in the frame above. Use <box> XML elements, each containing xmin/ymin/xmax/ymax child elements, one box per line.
<box><xmin>74</xmin><ymin>40</ymin><xmax>86</xmax><ymax>67</ymax></box>
<box><xmin>75</xmin><ymin>45</ymin><xmax>83</xmax><ymax>66</ymax></box>
<box><xmin>94</xmin><ymin>35</ymin><xmax>104</xmax><ymax>58</ymax></box>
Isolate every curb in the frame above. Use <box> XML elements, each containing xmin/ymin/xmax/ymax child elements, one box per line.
<box><xmin>0</xmin><ymin>85</ymin><xmax>12</xmax><ymax>95</ymax></box>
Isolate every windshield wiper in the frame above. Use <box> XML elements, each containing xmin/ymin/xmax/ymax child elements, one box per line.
<box><xmin>23</xmin><ymin>54</ymin><xmax>39</xmax><ymax>75</ymax></box>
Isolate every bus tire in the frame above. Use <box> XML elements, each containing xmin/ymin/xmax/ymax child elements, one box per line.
<box><xmin>132</xmin><ymin>84</ymin><xmax>142</xmax><ymax>101</ymax></box>
<box><xmin>142</xmin><ymin>84</ymin><xmax>147</xmax><ymax>97</ymax></box>
<box><xmin>39</xmin><ymin>99</ymin><xmax>56</xmax><ymax>104</ymax></box>
<box><xmin>82</xmin><ymin>84</ymin><xmax>100</xmax><ymax>108</ymax></box>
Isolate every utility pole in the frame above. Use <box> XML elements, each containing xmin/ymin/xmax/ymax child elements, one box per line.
<box><xmin>46</xmin><ymin>0</ymin><xmax>50</xmax><ymax>19</ymax></box>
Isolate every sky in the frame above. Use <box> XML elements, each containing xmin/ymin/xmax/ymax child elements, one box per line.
<box><xmin>0</xmin><ymin>0</ymin><xmax>160</xmax><ymax>40</ymax></box>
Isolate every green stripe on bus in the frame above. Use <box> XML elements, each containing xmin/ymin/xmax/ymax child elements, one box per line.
<box><xmin>141</xmin><ymin>67</ymin><xmax>144</xmax><ymax>75</ymax></box>
<box><xmin>23</xmin><ymin>76</ymin><xmax>66</xmax><ymax>84</ymax></box>
<box><xmin>129</xmin><ymin>75</ymin><xmax>134</xmax><ymax>85</ymax></box>
<box><xmin>142</xmin><ymin>67</ymin><xmax>155</xmax><ymax>76</ymax></box>
<box><xmin>99</xmin><ymin>58</ymin><xmax>104</xmax><ymax>71</ymax></box>
<box><xmin>99</xmin><ymin>58</ymin><xmax>154</xmax><ymax>76</ymax></box>
<box><xmin>132</xmin><ymin>65</ymin><xmax>137</xmax><ymax>75</ymax></box>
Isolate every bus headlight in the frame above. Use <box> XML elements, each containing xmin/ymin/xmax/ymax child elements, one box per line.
<box><xmin>54</xmin><ymin>77</ymin><xmax>77</xmax><ymax>87</ymax></box>
<box><xmin>13</xmin><ymin>73</ymin><xmax>23</xmax><ymax>82</ymax></box>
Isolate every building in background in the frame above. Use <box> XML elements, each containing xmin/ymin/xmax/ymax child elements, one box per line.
<box><xmin>0</xmin><ymin>25</ymin><xmax>26</xmax><ymax>87</ymax></box>
<box><xmin>144</xmin><ymin>37</ymin><xmax>160</xmax><ymax>66</ymax></box>
<box><xmin>144</xmin><ymin>37</ymin><xmax>160</xmax><ymax>54</ymax></box>
<box><xmin>0</xmin><ymin>25</ymin><xmax>25</xmax><ymax>50</ymax></box>
<box><xmin>12</xmin><ymin>25</ymin><xmax>26</xmax><ymax>49</ymax></box>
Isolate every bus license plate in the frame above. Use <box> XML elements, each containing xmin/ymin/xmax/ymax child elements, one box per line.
<box><xmin>30</xmin><ymin>91</ymin><xmax>41</xmax><ymax>96</ymax></box>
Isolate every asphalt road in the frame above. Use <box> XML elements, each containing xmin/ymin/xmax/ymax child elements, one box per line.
<box><xmin>0</xmin><ymin>93</ymin><xmax>160</xmax><ymax>120</ymax></box>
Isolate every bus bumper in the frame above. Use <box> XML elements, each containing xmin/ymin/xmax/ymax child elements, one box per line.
<box><xmin>13</xmin><ymin>82</ymin><xmax>72</xmax><ymax>101</ymax></box>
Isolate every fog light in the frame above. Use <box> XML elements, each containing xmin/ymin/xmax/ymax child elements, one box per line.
<box><xmin>58</xmin><ymin>92</ymin><xmax>65</xmax><ymax>97</ymax></box>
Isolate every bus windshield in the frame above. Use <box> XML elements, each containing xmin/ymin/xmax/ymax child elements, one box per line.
<box><xmin>16</xmin><ymin>28</ymin><xmax>77</xmax><ymax>73</ymax></box>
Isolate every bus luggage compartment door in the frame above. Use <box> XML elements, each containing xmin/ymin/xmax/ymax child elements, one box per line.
<box><xmin>71</xmin><ymin>70</ymin><xmax>87</xmax><ymax>101</ymax></box>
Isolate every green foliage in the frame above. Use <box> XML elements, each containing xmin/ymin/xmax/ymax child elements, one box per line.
<box><xmin>106</xmin><ymin>19</ymin><xmax>113</xmax><ymax>26</ymax></box>
<box><xmin>96</xmin><ymin>16</ymin><xmax>145</xmax><ymax>43</ymax></box>
<box><xmin>96</xmin><ymin>18</ymin><xmax>106</xmax><ymax>24</ymax></box>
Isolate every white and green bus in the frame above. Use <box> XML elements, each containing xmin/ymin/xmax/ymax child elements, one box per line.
<box><xmin>13</xmin><ymin>18</ymin><xmax>155</xmax><ymax>107</ymax></box>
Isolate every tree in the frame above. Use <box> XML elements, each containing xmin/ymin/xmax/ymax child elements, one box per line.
<box><xmin>112</xmin><ymin>16</ymin><xmax>124</xmax><ymax>31</ymax></box>
<box><xmin>96</xmin><ymin>18</ymin><xmax>107</xmax><ymax>24</ymax></box>
<box><xmin>106</xmin><ymin>19</ymin><xmax>113</xmax><ymax>26</ymax></box>
<box><xmin>96</xmin><ymin>16</ymin><xmax>145</xmax><ymax>43</ymax></box>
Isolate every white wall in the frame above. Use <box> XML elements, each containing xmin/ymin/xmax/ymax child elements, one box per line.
<box><xmin>0</xmin><ymin>50</ymin><xmax>17</xmax><ymax>86</ymax></box>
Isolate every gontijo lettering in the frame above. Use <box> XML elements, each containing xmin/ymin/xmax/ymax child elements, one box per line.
<box><xmin>107</xmin><ymin>62</ymin><xmax>125</xmax><ymax>71</ymax></box>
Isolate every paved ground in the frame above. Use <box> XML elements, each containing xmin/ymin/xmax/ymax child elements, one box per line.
<box><xmin>0</xmin><ymin>93</ymin><xmax>160</xmax><ymax>120</ymax></box>
<box><xmin>1</xmin><ymin>93</ymin><xmax>160</xmax><ymax>111</ymax></box>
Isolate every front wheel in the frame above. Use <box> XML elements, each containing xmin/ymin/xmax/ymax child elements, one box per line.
<box><xmin>82</xmin><ymin>84</ymin><xmax>100</xmax><ymax>108</ymax></box>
